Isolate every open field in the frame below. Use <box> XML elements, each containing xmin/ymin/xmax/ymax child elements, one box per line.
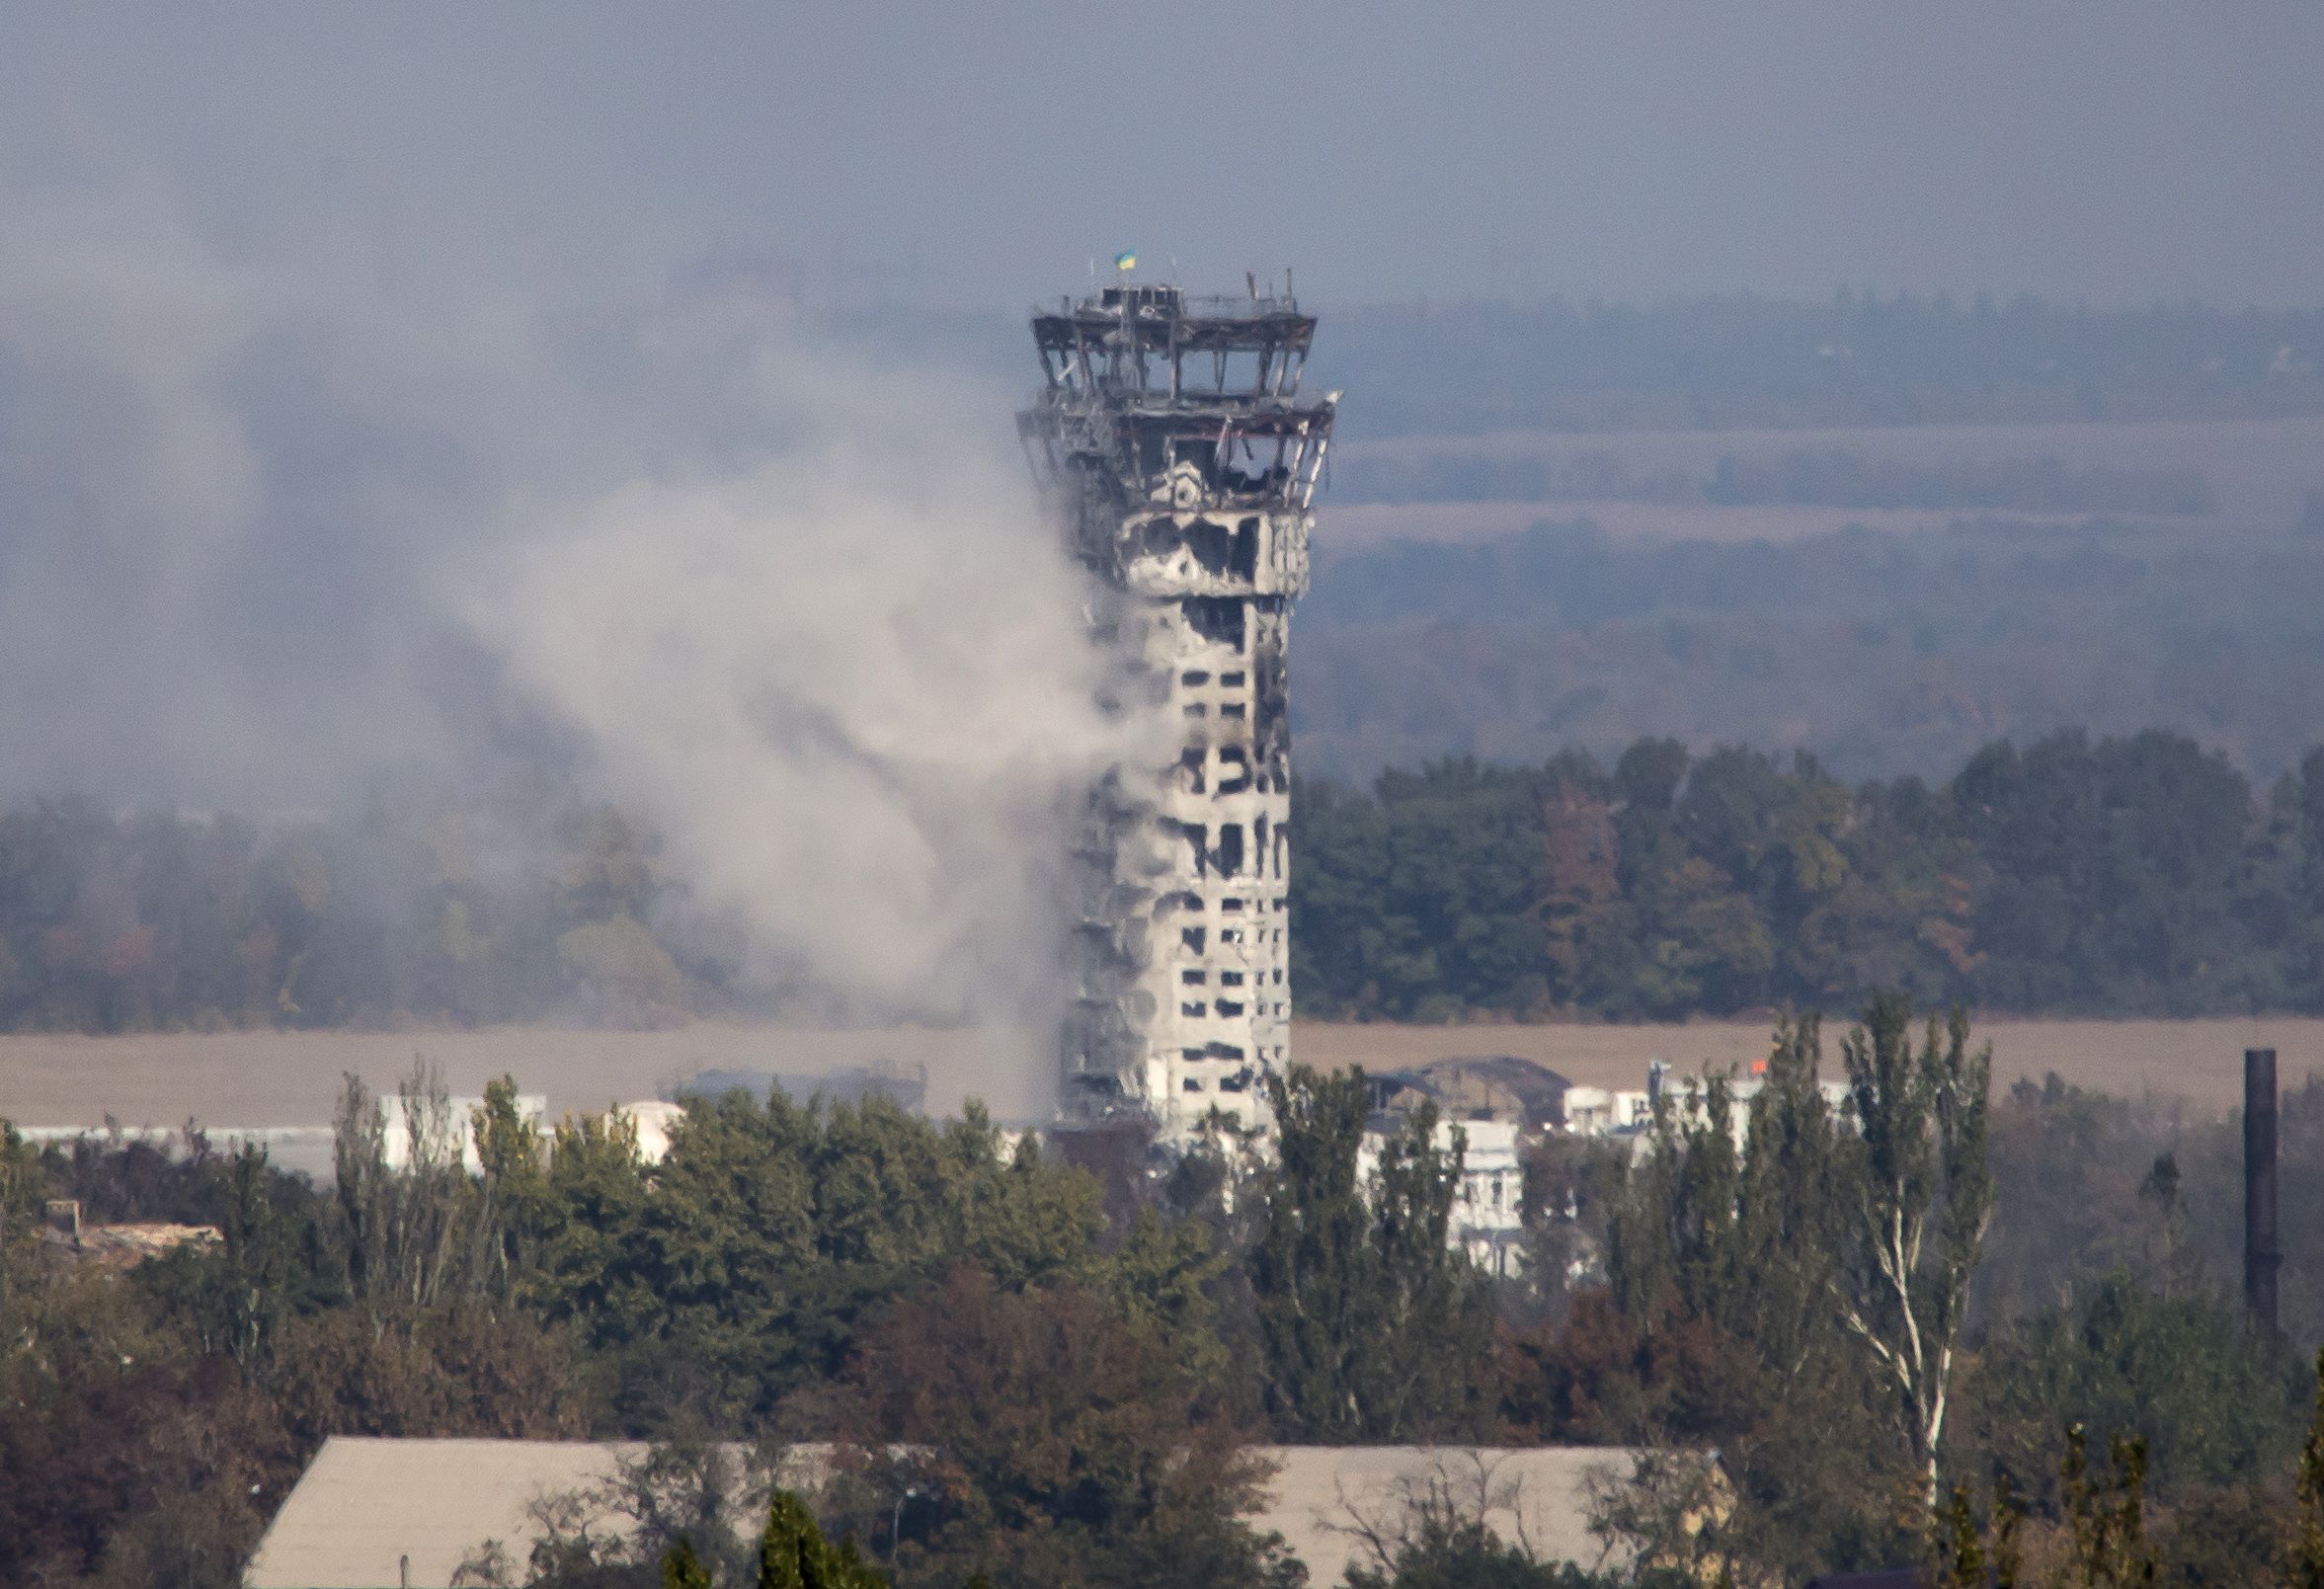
<box><xmin>1325</xmin><ymin>498</ymin><xmax>2135</xmax><ymax>549</ymax></box>
<box><xmin>2</xmin><ymin>1015</ymin><xmax>2316</xmax><ymax>1138</ymax></box>
<box><xmin>0</xmin><ymin>1025</ymin><xmax>1015</xmax><ymax>1132</ymax></box>
<box><xmin>1338</xmin><ymin>413</ymin><xmax>2324</xmax><ymax>527</ymax></box>
<box><xmin>1324</xmin><ymin>413</ymin><xmax>2324</xmax><ymax>551</ymax></box>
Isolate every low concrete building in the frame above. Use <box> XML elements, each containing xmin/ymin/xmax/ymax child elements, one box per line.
<box><xmin>1564</xmin><ymin>1061</ymin><xmax>1854</xmax><ymax>1149</ymax></box>
<box><xmin>1360</xmin><ymin>1054</ymin><xmax>1564</xmax><ymax>1276</ymax></box>
<box><xmin>242</xmin><ymin>1436</ymin><xmax>1638</xmax><ymax>1588</ymax></box>
<box><xmin>1357</xmin><ymin>1117</ymin><xmax>1527</xmax><ymax>1277</ymax></box>
<box><xmin>379</xmin><ymin>1092</ymin><xmax>549</xmax><ymax>1174</ymax></box>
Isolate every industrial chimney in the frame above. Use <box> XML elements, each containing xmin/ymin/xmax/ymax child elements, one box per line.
<box><xmin>2245</xmin><ymin>1047</ymin><xmax>2281</xmax><ymax>1334</ymax></box>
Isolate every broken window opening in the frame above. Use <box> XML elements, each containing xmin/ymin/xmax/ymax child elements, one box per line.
<box><xmin>1181</xmin><ymin>1048</ymin><xmax>1205</xmax><ymax>1062</ymax></box>
<box><xmin>1181</xmin><ymin>925</ymin><xmax>1206</xmax><ymax>953</ymax></box>
<box><xmin>1181</xmin><ymin>969</ymin><xmax>1206</xmax><ymax>986</ymax></box>
<box><xmin>1180</xmin><ymin>670</ymin><xmax>1211</xmax><ymax>685</ymax></box>
<box><xmin>1218</xmin><ymin>1072</ymin><xmax>1249</xmax><ymax>1093</ymax></box>
<box><xmin>1220</xmin><ymin>702</ymin><xmax>1246</xmax><ymax>720</ymax></box>
<box><xmin>1221</xmin><ymin>971</ymin><xmax>1244</xmax><ymax>986</ymax></box>
<box><xmin>1182</xmin><ymin>596</ymin><xmax>1246</xmax><ymax>652</ymax></box>
<box><xmin>1205</xmin><ymin>1042</ymin><xmax>1246</xmax><ymax>1061</ymax></box>
<box><xmin>1183</xmin><ymin>1076</ymin><xmax>1205</xmax><ymax>1092</ymax></box>
<box><xmin>1180</xmin><ymin>1000</ymin><xmax>1207</xmax><ymax>1018</ymax></box>
<box><xmin>1216</xmin><ymin>746</ymin><xmax>1251</xmax><ymax>795</ymax></box>
<box><xmin>1220</xmin><ymin>928</ymin><xmax>1242</xmax><ymax>944</ymax></box>
<box><xmin>1159</xmin><ymin>822</ymin><xmax>1206</xmax><ymax>878</ymax></box>
<box><xmin>1221</xmin><ymin>671</ymin><xmax>1246</xmax><ymax>686</ymax></box>
<box><xmin>1183</xmin><ymin>702</ymin><xmax>1208</xmax><ymax>718</ymax></box>
<box><xmin>1178</xmin><ymin>747</ymin><xmax>1206</xmax><ymax>794</ymax></box>
<box><xmin>1220</xmin><ymin>897</ymin><xmax>1243</xmax><ymax>912</ymax></box>
<box><xmin>1157</xmin><ymin>889</ymin><xmax>1202</xmax><ymax>914</ymax></box>
<box><xmin>1216</xmin><ymin>999</ymin><xmax>1245</xmax><ymax>1017</ymax></box>
<box><xmin>1253</xmin><ymin>814</ymin><xmax>1269</xmax><ymax>875</ymax></box>
<box><xmin>1216</xmin><ymin>823</ymin><xmax>1244</xmax><ymax>876</ymax></box>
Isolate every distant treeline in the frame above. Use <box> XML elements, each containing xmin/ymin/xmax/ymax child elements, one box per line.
<box><xmin>1319</xmin><ymin>291</ymin><xmax>2324</xmax><ymax>437</ymax></box>
<box><xmin>1295</xmin><ymin>516</ymin><xmax>2324</xmax><ymax>787</ymax></box>
<box><xmin>0</xmin><ymin>796</ymin><xmax>741</xmax><ymax>1034</ymax></box>
<box><xmin>1335</xmin><ymin>443</ymin><xmax>2218</xmax><ymax>516</ymax></box>
<box><xmin>1290</xmin><ymin>728</ymin><xmax>2324</xmax><ymax>1021</ymax></box>
<box><xmin>7</xmin><ymin>725</ymin><xmax>2324</xmax><ymax>1035</ymax></box>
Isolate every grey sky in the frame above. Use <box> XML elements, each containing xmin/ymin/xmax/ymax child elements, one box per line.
<box><xmin>6</xmin><ymin>1</ymin><xmax>2319</xmax><ymax>311</ymax></box>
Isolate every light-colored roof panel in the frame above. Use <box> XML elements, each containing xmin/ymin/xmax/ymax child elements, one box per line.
<box><xmin>245</xmin><ymin>1437</ymin><xmax>1640</xmax><ymax>1589</ymax></box>
<box><xmin>243</xmin><ymin>1438</ymin><xmax>640</xmax><ymax>1589</ymax></box>
<box><xmin>1252</xmin><ymin>1444</ymin><xmax>1635</xmax><ymax>1585</ymax></box>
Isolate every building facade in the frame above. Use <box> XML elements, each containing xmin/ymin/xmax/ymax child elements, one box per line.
<box><xmin>1020</xmin><ymin>280</ymin><xmax>1335</xmax><ymax>1135</ymax></box>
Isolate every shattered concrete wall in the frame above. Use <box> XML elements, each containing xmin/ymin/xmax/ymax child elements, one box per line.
<box><xmin>1021</xmin><ymin>281</ymin><xmax>1334</xmax><ymax>1135</ymax></box>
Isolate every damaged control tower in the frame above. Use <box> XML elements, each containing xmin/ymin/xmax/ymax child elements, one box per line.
<box><xmin>1021</xmin><ymin>278</ymin><xmax>1335</xmax><ymax>1137</ymax></box>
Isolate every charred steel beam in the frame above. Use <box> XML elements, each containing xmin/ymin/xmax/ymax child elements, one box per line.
<box><xmin>2245</xmin><ymin>1047</ymin><xmax>2281</xmax><ymax>1334</ymax></box>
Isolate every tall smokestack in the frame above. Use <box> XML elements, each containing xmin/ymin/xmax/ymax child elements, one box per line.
<box><xmin>2245</xmin><ymin>1047</ymin><xmax>2281</xmax><ymax>1334</ymax></box>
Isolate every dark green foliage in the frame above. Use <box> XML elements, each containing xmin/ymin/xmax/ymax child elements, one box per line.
<box><xmin>527</xmin><ymin>1091</ymin><xmax>1103</xmax><ymax>1430</ymax></box>
<box><xmin>1294</xmin><ymin>728</ymin><xmax>2324</xmax><ymax>1020</ymax></box>
<box><xmin>825</xmin><ymin>1268</ymin><xmax>1297</xmax><ymax>1589</ymax></box>
<box><xmin>2060</xmin><ymin>1427</ymin><xmax>2161</xmax><ymax>1587</ymax></box>
<box><xmin>1978</xmin><ymin>1071</ymin><xmax>2324</xmax><ymax>1347</ymax></box>
<box><xmin>1958</xmin><ymin>1276</ymin><xmax>2304</xmax><ymax>1506</ymax></box>
<box><xmin>11</xmin><ymin>724</ymin><xmax>2324</xmax><ymax>1034</ymax></box>
<box><xmin>1563</xmin><ymin>1007</ymin><xmax>1925</xmax><ymax>1584</ymax></box>
<box><xmin>2296</xmin><ymin>1348</ymin><xmax>2324</xmax><ymax>1588</ymax></box>
<box><xmin>1249</xmin><ymin>1065</ymin><xmax>1491</xmax><ymax>1440</ymax></box>
<box><xmin>660</xmin><ymin>1536</ymin><xmax>714</xmax><ymax>1589</ymax></box>
<box><xmin>758</xmin><ymin>1491</ymin><xmax>884</xmax><ymax>1589</ymax></box>
<box><xmin>0</xmin><ymin>794</ymin><xmax>723</xmax><ymax>1033</ymax></box>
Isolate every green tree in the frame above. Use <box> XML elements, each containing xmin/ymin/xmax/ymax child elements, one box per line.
<box><xmin>1835</xmin><ymin>997</ymin><xmax>1993</xmax><ymax>1506</ymax></box>
<box><xmin>2058</xmin><ymin>1426</ymin><xmax>2159</xmax><ymax>1588</ymax></box>
<box><xmin>661</xmin><ymin>1537</ymin><xmax>715</xmax><ymax>1589</ymax></box>
<box><xmin>828</xmin><ymin>1266</ymin><xmax>1293</xmax><ymax>1589</ymax></box>
<box><xmin>525</xmin><ymin>1090</ymin><xmax>1103</xmax><ymax>1432</ymax></box>
<box><xmin>1250</xmin><ymin>1065</ymin><xmax>1489</xmax><ymax>1440</ymax></box>
<box><xmin>2293</xmin><ymin>1348</ymin><xmax>2324</xmax><ymax>1589</ymax></box>
<box><xmin>758</xmin><ymin>1491</ymin><xmax>885</xmax><ymax>1589</ymax></box>
<box><xmin>1956</xmin><ymin>1273</ymin><xmax>2303</xmax><ymax>1504</ymax></box>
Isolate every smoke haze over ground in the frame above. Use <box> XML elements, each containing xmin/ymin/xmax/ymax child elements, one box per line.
<box><xmin>0</xmin><ymin>175</ymin><xmax>1151</xmax><ymax>1096</ymax></box>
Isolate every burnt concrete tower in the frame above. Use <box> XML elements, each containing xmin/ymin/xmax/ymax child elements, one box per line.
<box><xmin>1021</xmin><ymin>278</ymin><xmax>1334</xmax><ymax>1136</ymax></box>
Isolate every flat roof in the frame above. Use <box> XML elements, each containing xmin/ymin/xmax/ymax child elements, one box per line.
<box><xmin>243</xmin><ymin>1436</ymin><xmax>1639</xmax><ymax>1587</ymax></box>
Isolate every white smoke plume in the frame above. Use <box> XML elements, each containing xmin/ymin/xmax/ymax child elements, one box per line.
<box><xmin>476</xmin><ymin>375</ymin><xmax>1153</xmax><ymax>1030</ymax></box>
<box><xmin>0</xmin><ymin>177</ymin><xmax>1155</xmax><ymax>1096</ymax></box>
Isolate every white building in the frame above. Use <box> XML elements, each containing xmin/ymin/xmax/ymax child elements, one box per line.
<box><xmin>378</xmin><ymin>1091</ymin><xmax>547</xmax><ymax>1175</ymax></box>
<box><xmin>1359</xmin><ymin>1117</ymin><xmax>1527</xmax><ymax>1278</ymax></box>
<box><xmin>1563</xmin><ymin>1060</ymin><xmax>1853</xmax><ymax>1150</ymax></box>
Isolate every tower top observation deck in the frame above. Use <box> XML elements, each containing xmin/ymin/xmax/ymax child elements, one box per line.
<box><xmin>1028</xmin><ymin>281</ymin><xmax>1323</xmax><ymax>415</ymax></box>
<box><xmin>1021</xmin><ymin>278</ymin><xmax>1335</xmax><ymax>533</ymax></box>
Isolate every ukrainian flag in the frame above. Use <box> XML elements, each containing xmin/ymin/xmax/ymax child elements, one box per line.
<box><xmin>1113</xmin><ymin>251</ymin><xmax>1136</xmax><ymax>272</ymax></box>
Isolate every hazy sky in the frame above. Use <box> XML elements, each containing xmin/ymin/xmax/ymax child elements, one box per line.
<box><xmin>7</xmin><ymin>1</ymin><xmax>2320</xmax><ymax>312</ymax></box>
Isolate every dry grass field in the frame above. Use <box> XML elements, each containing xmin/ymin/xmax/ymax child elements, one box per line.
<box><xmin>1324</xmin><ymin>413</ymin><xmax>2324</xmax><ymax>550</ymax></box>
<box><xmin>2</xmin><ymin>1014</ymin><xmax>2316</xmax><ymax>1136</ymax></box>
